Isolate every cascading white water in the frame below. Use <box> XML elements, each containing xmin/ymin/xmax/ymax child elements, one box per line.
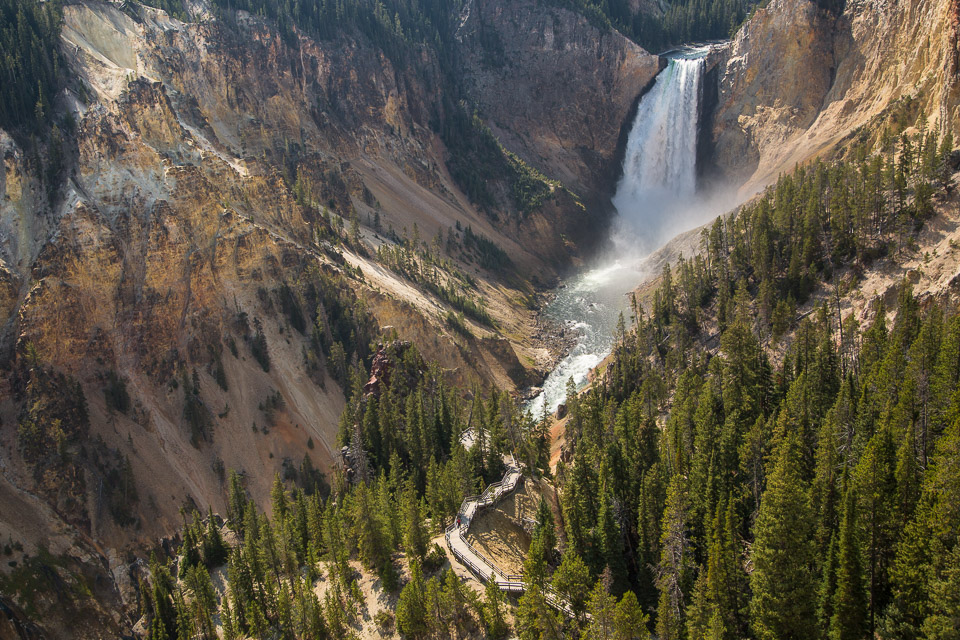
<box><xmin>611</xmin><ymin>55</ymin><xmax>705</xmax><ymax>253</ymax></box>
<box><xmin>526</xmin><ymin>50</ymin><xmax>709</xmax><ymax>420</ymax></box>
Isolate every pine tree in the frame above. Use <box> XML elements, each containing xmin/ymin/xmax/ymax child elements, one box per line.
<box><xmin>749</xmin><ymin>433</ymin><xmax>818</xmax><ymax>640</ymax></box>
<box><xmin>396</xmin><ymin>559</ymin><xmax>429</xmax><ymax>639</ymax></box>
<box><xmin>656</xmin><ymin>475</ymin><xmax>693</xmax><ymax>640</ymax></box>
<box><xmin>271</xmin><ymin>475</ymin><xmax>289</xmax><ymax>523</ymax></box>
<box><xmin>686</xmin><ymin>571</ymin><xmax>712</xmax><ymax>640</ymax></box>
<box><xmin>148</xmin><ymin>559</ymin><xmax>178</xmax><ymax>640</ymax></box>
<box><xmin>375</xmin><ymin>474</ymin><xmax>400</xmax><ymax>551</ymax></box>
<box><xmin>534</xmin><ymin>496</ymin><xmax>557</xmax><ymax>560</ymax></box>
<box><xmin>525</xmin><ymin>527</ymin><xmax>550</xmax><ymax>587</ymax></box>
<box><xmin>179</xmin><ymin>518</ymin><xmax>202</xmax><ymax>577</ymax></box>
<box><xmin>885</xmin><ymin>417</ymin><xmax>960</xmax><ymax>639</ymax></box>
<box><xmin>291</xmin><ymin>490</ymin><xmax>310</xmax><ymax>564</ymax></box>
<box><xmin>483</xmin><ymin>579</ymin><xmax>509</xmax><ymax>639</ymax></box>
<box><xmin>363</xmin><ymin>396</ymin><xmax>382</xmax><ymax>466</ymax></box>
<box><xmin>402</xmin><ymin>481</ymin><xmax>430</xmax><ymax>561</ymax></box>
<box><xmin>221</xmin><ymin>593</ymin><xmax>237</xmax><ymax>640</ymax></box>
<box><xmin>818</xmin><ymin>531</ymin><xmax>839</xmax><ymax>633</ymax></box>
<box><xmin>440</xmin><ymin>569</ymin><xmax>474</xmax><ymax>638</ymax></box>
<box><xmin>597</xmin><ymin>489</ymin><xmax>629</xmax><ymax>595</ymax></box>
<box><xmin>585</xmin><ymin>580</ymin><xmax>618</xmax><ymax>640</ymax></box>
<box><xmin>921</xmin><ymin>543</ymin><xmax>960</xmax><ymax>640</ymax></box>
<box><xmin>516</xmin><ymin>584</ymin><xmax>563</xmax><ymax>640</ymax></box>
<box><xmin>184</xmin><ymin>564</ymin><xmax>217</xmax><ymax>639</ymax></box>
<box><xmin>829</xmin><ymin>486</ymin><xmax>868</xmax><ymax>640</ymax></box>
<box><xmin>853</xmin><ymin>423</ymin><xmax>898</xmax><ymax>634</ymax></box>
<box><xmin>306</xmin><ymin>591</ymin><xmax>328</xmax><ymax>639</ymax></box>
<box><xmin>614</xmin><ymin>591</ymin><xmax>650</xmax><ymax>640</ymax></box>
<box><xmin>705</xmin><ymin>499</ymin><xmax>748</xmax><ymax>639</ymax></box>
<box><xmin>149</xmin><ymin>603</ymin><xmax>171</xmax><ymax>640</ymax></box>
<box><xmin>552</xmin><ymin>550</ymin><xmax>592</xmax><ymax>620</ymax></box>
<box><xmin>276</xmin><ymin>580</ymin><xmax>294</xmax><ymax>640</ymax></box>
<box><xmin>351</xmin><ymin>483</ymin><xmax>377</xmax><ymax>565</ymax></box>
<box><xmin>202</xmin><ymin>508</ymin><xmax>229</xmax><ymax>567</ymax></box>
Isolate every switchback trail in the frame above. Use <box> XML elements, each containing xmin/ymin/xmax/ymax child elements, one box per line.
<box><xmin>444</xmin><ymin>458</ymin><xmax>578</xmax><ymax>618</ymax></box>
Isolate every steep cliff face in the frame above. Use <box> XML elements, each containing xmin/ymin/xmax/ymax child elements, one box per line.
<box><xmin>709</xmin><ymin>0</ymin><xmax>837</xmax><ymax>184</ymax></box>
<box><xmin>0</xmin><ymin>0</ymin><xmax>436</xmax><ymax>531</ymax></box>
<box><xmin>709</xmin><ymin>0</ymin><xmax>960</xmax><ymax>188</ymax></box>
<box><xmin>456</xmin><ymin>0</ymin><xmax>662</xmax><ymax>206</ymax></box>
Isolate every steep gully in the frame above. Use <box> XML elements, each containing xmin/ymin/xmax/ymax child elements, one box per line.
<box><xmin>528</xmin><ymin>47</ymin><xmax>715</xmax><ymax>418</ymax></box>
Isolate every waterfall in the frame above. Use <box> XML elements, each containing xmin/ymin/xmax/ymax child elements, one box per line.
<box><xmin>611</xmin><ymin>55</ymin><xmax>706</xmax><ymax>252</ymax></box>
<box><xmin>526</xmin><ymin>50</ymin><xmax>710</xmax><ymax>420</ymax></box>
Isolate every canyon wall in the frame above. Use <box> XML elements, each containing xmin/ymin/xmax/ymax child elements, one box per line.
<box><xmin>709</xmin><ymin>0</ymin><xmax>960</xmax><ymax>190</ymax></box>
<box><xmin>457</xmin><ymin>0</ymin><xmax>662</xmax><ymax>205</ymax></box>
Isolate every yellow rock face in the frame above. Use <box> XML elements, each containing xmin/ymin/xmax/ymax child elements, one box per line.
<box><xmin>710</xmin><ymin>0</ymin><xmax>960</xmax><ymax>191</ymax></box>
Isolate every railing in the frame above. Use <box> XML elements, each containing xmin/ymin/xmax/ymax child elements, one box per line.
<box><xmin>443</xmin><ymin>459</ymin><xmax>580</xmax><ymax>617</ymax></box>
<box><xmin>450</xmin><ymin>538</ymin><xmax>495</xmax><ymax>580</ymax></box>
<box><xmin>544</xmin><ymin>586</ymin><xmax>578</xmax><ymax>617</ymax></box>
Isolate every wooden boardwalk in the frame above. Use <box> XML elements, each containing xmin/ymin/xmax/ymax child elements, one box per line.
<box><xmin>444</xmin><ymin>458</ymin><xmax>577</xmax><ymax>617</ymax></box>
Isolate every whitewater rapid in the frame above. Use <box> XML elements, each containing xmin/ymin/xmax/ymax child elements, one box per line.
<box><xmin>527</xmin><ymin>50</ymin><xmax>708</xmax><ymax>420</ymax></box>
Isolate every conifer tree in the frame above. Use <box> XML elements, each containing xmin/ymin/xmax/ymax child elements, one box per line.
<box><xmin>306</xmin><ymin>591</ymin><xmax>328</xmax><ymax>639</ymax></box>
<box><xmin>441</xmin><ymin>569</ymin><xmax>474</xmax><ymax>637</ymax></box>
<box><xmin>534</xmin><ymin>496</ymin><xmax>557</xmax><ymax>561</ymax></box>
<box><xmin>705</xmin><ymin>499</ymin><xmax>748</xmax><ymax>639</ymax></box>
<box><xmin>853</xmin><ymin>423</ymin><xmax>898</xmax><ymax>634</ymax></box>
<box><xmin>402</xmin><ymin>482</ymin><xmax>430</xmax><ymax>561</ymax></box>
<box><xmin>656</xmin><ymin>475</ymin><xmax>693</xmax><ymax>640</ymax></box>
<box><xmin>376</xmin><ymin>474</ymin><xmax>400</xmax><ymax>551</ymax></box>
<box><xmin>921</xmin><ymin>543</ymin><xmax>960</xmax><ymax>640</ymax></box>
<box><xmin>819</xmin><ymin>532</ymin><xmax>839</xmax><ymax>633</ymax></box>
<box><xmin>585</xmin><ymin>580</ymin><xmax>618</xmax><ymax>640</ymax></box>
<box><xmin>220</xmin><ymin>593</ymin><xmax>237</xmax><ymax>640</ymax></box>
<box><xmin>397</xmin><ymin>559</ymin><xmax>429</xmax><ymax>639</ymax></box>
<box><xmin>184</xmin><ymin>564</ymin><xmax>217</xmax><ymax>639</ymax></box>
<box><xmin>202</xmin><ymin>508</ymin><xmax>229</xmax><ymax>567</ymax></box>
<box><xmin>516</xmin><ymin>584</ymin><xmax>563</xmax><ymax>640</ymax></box>
<box><xmin>483</xmin><ymin>579</ymin><xmax>509</xmax><ymax>639</ymax></box>
<box><xmin>597</xmin><ymin>489</ymin><xmax>629</xmax><ymax>595</ymax></box>
<box><xmin>686</xmin><ymin>571</ymin><xmax>712</xmax><ymax>640</ymax></box>
<box><xmin>227</xmin><ymin>471</ymin><xmax>248</xmax><ymax>534</ymax></box>
<box><xmin>179</xmin><ymin>519</ymin><xmax>202</xmax><ymax>577</ymax></box>
<box><xmin>614</xmin><ymin>591</ymin><xmax>650</xmax><ymax>640</ymax></box>
<box><xmin>522</xmin><ymin>526</ymin><xmax>548</xmax><ymax>585</ymax></box>
<box><xmin>829</xmin><ymin>485</ymin><xmax>868</xmax><ymax>640</ymax></box>
<box><xmin>749</xmin><ymin>432</ymin><xmax>818</xmax><ymax>640</ymax></box>
<box><xmin>552</xmin><ymin>550</ymin><xmax>592</xmax><ymax>621</ymax></box>
<box><xmin>351</xmin><ymin>480</ymin><xmax>396</xmax><ymax>587</ymax></box>
<box><xmin>885</xmin><ymin>416</ymin><xmax>960</xmax><ymax>638</ymax></box>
